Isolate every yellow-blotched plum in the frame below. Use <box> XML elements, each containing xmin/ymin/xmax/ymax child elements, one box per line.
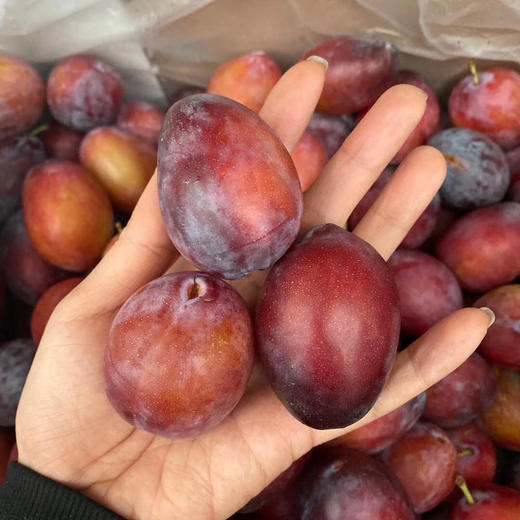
<box><xmin>158</xmin><ymin>94</ymin><xmax>302</xmax><ymax>279</ymax></box>
<box><xmin>303</xmin><ymin>36</ymin><xmax>397</xmax><ymax>114</ymax></box>
<box><xmin>255</xmin><ymin>224</ymin><xmax>400</xmax><ymax>429</ymax></box>
<box><xmin>104</xmin><ymin>272</ymin><xmax>254</xmax><ymax>439</ymax></box>
<box><xmin>23</xmin><ymin>160</ymin><xmax>114</xmax><ymax>272</ymax></box>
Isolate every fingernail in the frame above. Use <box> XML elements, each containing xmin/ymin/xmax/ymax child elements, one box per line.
<box><xmin>479</xmin><ymin>307</ymin><xmax>495</xmax><ymax>327</ymax></box>
<box><xmin>306</xmin><ymin>55</ymin><xmax>328</xmax><ymax>70</ymax></box>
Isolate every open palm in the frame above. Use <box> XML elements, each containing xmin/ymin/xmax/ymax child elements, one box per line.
<box><xmin>16</xmin><ymin>60</ymin><xmax>491</xmax><ymax>520</ymax></box>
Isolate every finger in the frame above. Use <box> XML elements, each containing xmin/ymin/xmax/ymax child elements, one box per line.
<box><xmin>311</xmin><ymin>307</ymin><xmax>492</xmax><ymax>444</ymax></box>
<box><xmin>353</xmin><ymin>145</ymin><xmax>446</xmax><ymax>260</ymax></box>
<box><xmin>301</xmin><ymin>84</ymin><xmax>428</xmax><ymax>232</ymax></box>
<box><xmin>67</xmin><ymin>172</ymin><xmax>178</xmax><ymax>316</ymax></box>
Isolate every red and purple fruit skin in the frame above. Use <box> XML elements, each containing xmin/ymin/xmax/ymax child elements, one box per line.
<box><xmin>0</xmin><ymin>427</ymin><xmax>14</xmax><ymax>484</ymax></box>
<box><xmin>506</xmin><ymin>147</ymin><xmax>520</xmax><ymax>202</ymax></box>
<box><xmin>451</xmin><ymin>484</ymin><xmax>520</xmax><ymax>520</ymax></box>
<box><xmin>380</xmin><ymin>422</ymin><xmax>457</xmax><ymax>514</ymax></box>
<box><xmin>474</xmin><ymin>285</ymin><xmax>520</xmax><ymax>369</ymax></box>
<box><xmin>303</xmin><ymin>36</ymin><xmax>397</xmax><ymax>114</ymax></box>
<box><xmin>428</xmin><ymin>129</ymin><xmax>510</xmax><ymax>210</ymax></box>
<box><xmin>0</xmin><ymin>54</ymin><xmax>45</xmax><ymax>140</ymax></box>
<box><xmin>1</xmin><ymin>211</ymin><xmax>67</xmax><ymax>305</ymax></box>
<box><xmin>449</xmin><ymin>67</ymin><xmax>520</xmax><ymax>150</ymax></box>
<box><xmin>47</xmin><ymin>54</ymin><xmax>124</xmax><ymax>131</ymax></box>
<box><xmin>301</xmin><ymin>447</ymin><xmax>415</xmax><ymax>520</ymax></box>
<box><xmin>306</xmin><ymin>112</ymin><xmax>354</xmax><ymax>158</ymax></box>
<box><xmin>116</xmin><ymin>101</ymin><xmax>164</xmax><ymax>147</ymax></box>
<box><xmin>104</xmin><ymin>272</ymin><xmax>254</xmax><ymax>439</ymax></box>
<box><xmin>23</xmin><ymin>160</ymin><xmax>114</xmax><ymax>272</ymax></box>
<box><xmin>447</xmin><ymin>424</ymin><xmax>497</xmax><ymax>488</ymax></box>
<box><xmin>39</xmin><ymin>121</ymin><xmax>83</xmax><ymax>161</ymax></box>
<box><xmin>158</xmin><ymin>94</ymin><xmax>302</xmax><ymax>280</ymax></box>
<box><xmin>291</xmin><ymin>131</ymin><xmax>327</xmax><ymax>191</ymax></box>
<box><xmin>331</xmin><ymin>393</ymin><xmax>426</xmax><ymax>454</ymax></box>
<box><xmin>169</xmin><ymin>85</ymin><xmax>205</xmax><ymax>105</ymax></box>
<box><xmin>422</xmin><ymin>353</ymin><xmax>497</xmax><ymax>429</ymax></box>
<box><xmin>0</xmin><ymin>134</ymin><xmax>46</xmax><ymax>224</ymax></box>
<box><xmin>255</xmin><ymin>224</ymin><xmax>400</xmax><ymax>429</ymax></box>
<box><xmin>388</xmin><ymin>249</ymin><xmax>462</xmax><ymax>338</ymax></box>
<box><xmin>435</xmin><ymin>202</ymin><xmax>520</xmax><ymax>292</ymax></box>
<box><xmin>31</xmin><ymin>277</ymin><xmax>83</xmax><ymax>345</ymax></box>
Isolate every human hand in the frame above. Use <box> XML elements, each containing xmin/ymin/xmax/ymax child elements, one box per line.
<box><xmin>16</xmin><ymin>59</ymin><xmax>492</xmax><ymax>520</ymax></box>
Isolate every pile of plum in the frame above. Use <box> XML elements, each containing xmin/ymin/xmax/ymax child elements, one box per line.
<box><xmin>0</xmin><ymin>35</ymin><xmax>519</xmax><ymax>519</ymax></box>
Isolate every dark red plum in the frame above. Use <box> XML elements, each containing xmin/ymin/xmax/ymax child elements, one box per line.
<box><xmin>1</xmin><ymin>211</ymin><xmax>67</xmax><ymax>305</ymax></box>
<box><xmin>0</xmin><ymin>54</ymin><xmax>45</xmax><ymax>140</ymax></box>
<box><xmin>447</xmin><ymin>424</ymin><xmax>497</xmax><ymax>488</ymax></box>
<box><xmin>451</xmin><ymin>484</ymin><xmax>520</xmax><ymax>519</ymax></box>
<box><xmin>481</xmin><ymin>368</ymin><xmax>520</xmax><ymax>451</ymax></box>
<box><xmin>255</xmin><ymin>224</ymin><xmax>400</xmax><ymax>429</ymax></box>
<box><xmin>423</xmin><ymin>503</ymin><xmax>454</xmax><ymax>519</ymax></box>
<box><xmin>23</xmin><ymin>160</ymin><xmax>114</xmax><ymax>272</ymax></box>
<box><xmin>207</xmin><ymin>52</ymin><xmax>281</xmax><ymax>113</ymax></box>
<box><xmin>380</xmin><ymin>422</ymin><xmax>457</xmax><ymax>513</ymax></box>
<box><xmin>169</xmin><ymin>85</ymin><xmax>205</xmax><ymax>105</ymax></box>
<box><xmin>301</xmin><ymin>448</ymin><xmax>415</xmax><ymax>519</ymax></box>
<box><xmin>158</xmin><ymin>94</ymin><xmax>302</xmax><ymax>280</ymax></box>
<box><xmin>116</xmin><ymin>101</ymin><xmax>164</xmax><ymax>146</ymax></box>
<box><xmin>435</xmin><ymin>203</ymin><xmax>520</xmax><ymax>292</ymax></box>
<box><xmin>291</xmin><ymin>131</ymin><xmax>327</xmax><ymax>191</ymax></box>
<box><xmin>306</xmin><ymin>112</ymin><xmax>354</xmax><ymax>158</ymax></box>
<box><xmin>39</xmin><ymin>121</ymin><xmax>83</xmax><ymax>161</ymax></box>
<box><xmin>388</xmin><ymin>249</ymin><xmax>462</xmax><ymax>338</ymax></box>
<box><xmin>428</xmin><ymin>129</ymin><xmax>509</xmax><ymax>210</ymax></box>
<box><xmin>423</xmin><ymin>206</ymin><xmax>459</xmax><ymax>252</ymax></box>
<box><xmin>104</xmin><ymin>272</ymin><xmax>254</xmax><ymax>439</ymax></box>
<box><xmin>240</xmin><ymin>454</ymin><xmax>310</xmax><ymax>513</ymax></box>
<box><xmin>423</xmin><ymin>353</ymin><xmax>497</xmax><ymax>429</ymax></box>
<box><xmin>258</xmin><ymin>481</ymin><xmax>301</xmax><ymax>520</ymax></box>
<box><xmin>47</xmin><ymin>54</ymin><xmax>124</xmax><ymax>131</ymax></box>
<box><xmin>390</xmin><ymin>71</ymin><xmax>440</xmax><ymax>163</ymax></box>
<box><xmin>474</xmin><ymin>285</ymin><xmax>520</xmax><ymax>369</ymax></box>
<box><xmin>0</xmin><ymin>134</ymin><xmax>45</xmax><ymax>224</ymax></box>
<box><xmin>506</xmin><ymin>147</ymin><xmax>520</xmax><ymax>202</ymax></box>
<box><xmin>449</xmin><ymin>67</ymin><xmax>520</xmax><ymax>150</ymax></box>
<box><xmin>505</xmin><ymin>453</ymin><xmax>520</xmax><ymax>491</ymax></box>
<box><xmin>0</xmin><ymin>427</ymin><xmax>14</xmax><ymax>484</ymax></box>
<box><xmin>0</xmin><ymin>339</ymin><xmax>35</xmax><ymax>426</ymax></box>
<box><xmin>349</xmin><ymin>167</ymin><xmax>441</xmax><ymax>248</ymax></box>
<box><xmin>331</xmin><ymin>393</ymin><xmax>425</xmax><ymax>454</ymax></box>
<box><xmin>303</xmin><ymin>36</ymin><xmax>397</xmax><ymax>114</ymax></box>
<box><xmin>31</xmin><ymin>277</ymin><xmax>83</xmax><ymax>345</ymax></box>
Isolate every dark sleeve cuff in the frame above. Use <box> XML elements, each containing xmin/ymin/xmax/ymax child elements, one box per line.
<box><xmin>0</xmin><ymin>462</ymin><xmax>125</xmax><ymax>519</ymax></box>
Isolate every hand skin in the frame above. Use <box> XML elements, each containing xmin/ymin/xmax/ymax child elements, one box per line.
<box><xmin>16</xmin><ymin>60</ymin><xmax>492</xmax><ymax>520</ymax></box>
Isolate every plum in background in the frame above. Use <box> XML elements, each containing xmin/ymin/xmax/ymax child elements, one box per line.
<box><xmin>39</xmin><ymin>121</ymin><xmax>83</xmax><ymax>161</ymax></box>
<box><xmin>446</xmin><ymin>424</ymin><xmax>497</xmax><ymax>488</ymax></box>
<box><xmin>422</xmin><ymin>353</ymin><xmax>497</xmax><ymax>429</ymax></box>
<box><xmin>239</xmin><ymin>454</ymin><xmax>310</xmax><ymax>514</ymax></box>
<box><xmin>330</xmin><ymin>393</ymin><xmax>425</xmax><ymax>454</ymax></box>
<box><xmin>0</xmin><ymin>54</ymin><xmax>45</xmax><ymax>140</ymax></box>
<box><xmin>291</xmin><ymin>131</ymin><xmax>327</xmax><ymax>191</ymax></box>
<box><xmin>255</xmin><ymin>224</ymin><xmax>400</xmax><ymax>429</ymax></box>
<box><xmin>380</xmin><ymin>422</ymin><xmax>457</xmax><ymax>513</ymax></box>
<box><xmin>47</xmin><ymin>54</ymin><xmax>124</xmax><ymax>131</ymax></box>
<box><xmin>306</xmin><ymin>112</ymin><xmax>354</xmax><ymax>158</ymax></box>
<box><xmin>506</xmin><ymin>147</ymin><xmax>520</xmax><ymax>202</ymax></box>
<box><xmin>80</xmin><ymin>126</ymin><xmax>156</xmax><ymax>213</ymax></box>
<box><xmin>388</xmin><ymin>249</ymin><xmax>462</xmax><ymax>338</ymax></box>
<box><xmin>116</xmin><ymin>101</ymin><xmax>164</xmax><ymax>147</ymax></box>
<box><xmin>436</xmin><ymin>202</ymin><xmax>520</xmax><ymax>292</ymax></box>
<box><xmin>474</xmin><ymin>285</ymin><xmax>520</xmax><ymax>369</ymax></box>
<box><xmin>0</xmin><ymin>339</ymin><xmax>35</xmax><ymax>426</ymax></box>
<box><xmin>301</xmin><ymin>447</ymin><xmax>415</xmax><ymax>519</ymax></box>
<box><xmin>0</xmin><ymin>134</ymin><xmax>46</xmax><ymax>224</ymax></box>
<box><xmin>104</xmin><ymin>272</ymin><xmax>254</xmax><ymax>439</ymax></box>
<box><xmin>23</xmin><ymin>160</ymin><xmax>114</xmax><ymax>272</ymax></box>
<box><xmin>303</xmin><ymin>36</ymin><xmax>397</xmax><ymax>114</ymax></box>
<box><xmin>0</xmin><ymin>427</ymin><xmax>14</xmax><ymax>484</ymax></box>
<box><xmin>1</xmin><ymin>211</ymin><xmax>67</xmax><ymax>305</ymax></box>
<box><xmin>158</xmin><ymin>94</ymin><xmax>302</xmax><ymax>280</ymax></box>
<box><xmin>428</xmin><ymin>129</ymin><xmax>509</xmax><ymax>210</ymax></box>
<box><xmin>349</xmin><ymin>167</ymin><xmax>442</xmax><ymax>249</ymax></box>
<box><xmin>451</xmin><ymin>483</ymin><xmax>520</xmax><ymax>519</ymax></box>
<box><xmin>481</xmin><ymin>368</ymin><xmax>520</xmax><ymax>451</ymax></box>
<box><xmin>449</xmin><ymin>67</ymin><xmax>520</xmax><ymax>150</ymax></box>
<box><xmin>31</xmin><ymin>277</ymin><xmax>83</xmax><ymax>345</ymax></box>
<box><xmin>207</xmin><ymin>51</ymin><xmax>281</xmax><ymax>113</ymax></box>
